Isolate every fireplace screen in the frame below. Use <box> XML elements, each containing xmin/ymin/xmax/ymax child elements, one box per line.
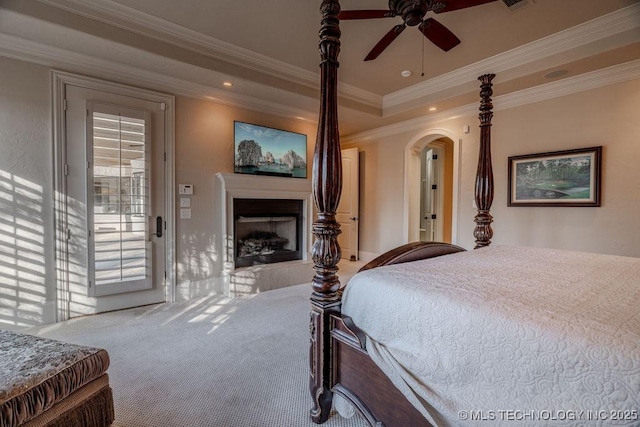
<box><xmin>233</xmin><ymin>199</ymin><xmax>303</xmax><ymax>267</ymax></box>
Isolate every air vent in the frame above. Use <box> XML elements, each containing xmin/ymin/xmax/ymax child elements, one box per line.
<box><xmin>501</xmin><ymin>0</ymin><xmax>533</xmax><ymax>11</ymax></box>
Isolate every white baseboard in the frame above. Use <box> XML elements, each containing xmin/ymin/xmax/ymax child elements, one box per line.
<box><xmin>175</xmin><ymin>277</ymin><xmax>223</xmax><ymax>302</ymax></box>
<box><xmin>358</xmin><ymin>251</ymin><xmax>380</xmax><ymax>263</ymax></box>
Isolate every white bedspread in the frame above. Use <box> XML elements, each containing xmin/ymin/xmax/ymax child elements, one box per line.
<box><xmin>341</xmin><ymin>246</ymin><xmax>640</xmax><ymax>426</ymax></box>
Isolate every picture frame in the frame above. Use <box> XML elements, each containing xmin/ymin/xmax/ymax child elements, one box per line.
<box><xmin>508</xmin><ymin>146</ymin><xmax>602</xmax><ymax>207</ymax></box>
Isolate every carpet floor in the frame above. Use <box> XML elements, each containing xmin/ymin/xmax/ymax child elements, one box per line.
<box><xmin>26</xmin><ymin>282</ymin><xmax>369</xmax><ymax>427</ymax></box>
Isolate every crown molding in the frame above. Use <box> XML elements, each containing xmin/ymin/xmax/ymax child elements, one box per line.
<box><xmin>382</xmin><ymin>3</ymin><xmax>640</xmax><ymax>112</ymax></box>
<box><xmin>36</xmin><ymin>0</ymin><xmax>381</xmax><ymax>109</ymax></box>
<box><xmin>3</xmin><ymin>32</ymin><xmax>636</xmax><ymax>144</ymax></box>
<box><xmin>30</xmin><ymin>0</ymin><xmax>640</xmax><ymax>117</ymax></box>
<box><xmin>344</xmin><ymin>59</ymin><xmax>640</xmax><ymax>143</ymax></box>
<box><xmin>0</xmin><ymin>33</ymin><xmax>319</xmax><ymax>122</ymax></box>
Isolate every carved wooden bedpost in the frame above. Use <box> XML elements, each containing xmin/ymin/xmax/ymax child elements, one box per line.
<box><xmin>474</xmin><ymin>73</ymin><xmax>495</xmax><ymax>249</ymax></box>
<box><xmin>310</xmin><ymin>0</ymin><xmax>342</xmax><ymax>423</ymax></box>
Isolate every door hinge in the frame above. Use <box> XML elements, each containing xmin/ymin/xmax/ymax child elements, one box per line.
<box><xmin>88</xmin><ymin>280</ymin><xmax>92</xmax><ymax>287</ymax></box>
<box><xmin>164</xmin><ymin>271</ymin><xmax>167</xmax><ymax>280</ymax></box>
<box><xmin>432</xmin><ymin>154</ymin><xmax>438</xmax><ymax>160</ymax></box>
<box><xmin>63</xmin><ymin>99</ymin><xmax>68</xmax><ymax>111</ymax></box>
<box><xmin>64</xmin><ymin>164</ymin><xmax>69</xmax><ymax>176</ymax></box>
<box><xmin>87</xmin><ymin>161</ymin><xmax>91</xmax><ymax>169</ymax></box>
<box><xmin>431</xmin><ymin>184</ymin><xmax>438</xmax><ymax>190</ymax></box>
<box><xmin>160</xmin><ymin>102</ymin><xmax>167</xmax><ymax>111</ymax></box>
<box><xmin>164</xmin><ymin>152</ymin><xmax>166</xmax><ymax>161</ymax></box>
<box><xmin>66</xmin><ymin>228</ymin><xmax>71</xmax><ymax>240</ymax></box>
<box><xmin>431</xmin><ymin>214</ymin><xmax>437</xmax><ymax>219</ymax></box>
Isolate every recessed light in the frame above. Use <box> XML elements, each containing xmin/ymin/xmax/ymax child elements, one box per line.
<box><xmin>428</xmin><ymin>107</ymin><xmax>437</xmax><ymax>112</ymax></box>
<box><xmin>401</xmin><ymin>70</ymin><xmax>412</xmax><ymax>78</ymax></box>
<box><xmin>223</xmin><ymin>81</ymin><xmax>233</xmax><ymax>87</ymax></box>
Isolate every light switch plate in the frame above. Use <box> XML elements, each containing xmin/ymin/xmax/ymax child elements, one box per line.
<box><xmin>180</xmin><ymin>197</ymin><xmax>191</xmax><ymax>208</ymax></box>
<box><xmin>180</xmin><ymin>208</ymin><xmax>191</xmax><ymax>219</ymax></box>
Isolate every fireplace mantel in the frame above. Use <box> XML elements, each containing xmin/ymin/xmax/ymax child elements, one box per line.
<box><xmin>216</xmin><ymin>173</ymin><xmax>312</xmax><ymax>201</ymax></box>
<box><xmin>214</xmin><ymin>173</ymin><xmax>313</xmax><ymax>296</ymax></box>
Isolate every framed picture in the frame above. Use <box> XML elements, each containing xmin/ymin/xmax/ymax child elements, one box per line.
<box><xmin>234</xmin><ymin>121</ymin><xmax>307</xmax><ymax>178</ymax></box>
<box><xmin>508</xmin><ymin>146</ymin><xmax>602</xmax><ymax>207</ymax></box>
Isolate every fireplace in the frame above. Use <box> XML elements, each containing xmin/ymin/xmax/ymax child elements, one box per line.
<box><xmin>214</xmin><ymin>173</ymin><xmax>313</xmax><ymax>297</ymax></box>
<box><xmin>234</xmin><ymin>199</ymin><xmax>303</xmax><ymax>267</ymax></box>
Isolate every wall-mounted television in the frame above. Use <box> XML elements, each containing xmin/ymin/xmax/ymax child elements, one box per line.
<box><xmin>234</xmin><ymin>121</ymin><xmax>307</xmax><ymax>178</ymax></box>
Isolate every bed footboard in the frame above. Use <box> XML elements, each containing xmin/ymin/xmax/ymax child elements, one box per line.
<box><xmin>359</xmin><ymin>242</ymin><xmax>466</xmax><ymax>272</ymax></box>
<box><xmin>329</xmin><ymin>241</ymin><xmax>463</xmax><ymax>424</ymax></box>
<box><xmin>331</xmin><ymin>315</ymin><xmax>432</xmax><ymax>427</ymax></box>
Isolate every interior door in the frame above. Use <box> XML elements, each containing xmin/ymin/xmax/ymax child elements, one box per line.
<box><xmin>64</xmin><ymin>85</ymin><xmax>166</xmax><ymax>316</ymax></box>
<box><xmin>337</xmin><ymin>147</ymin><xmax>359</xmax><ymax>261</ymax></box>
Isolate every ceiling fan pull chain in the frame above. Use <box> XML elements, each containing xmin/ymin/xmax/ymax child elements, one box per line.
<box><xmin>421</xmin><ymin>36</ymin><xmax>425</xmax><ymax>77</ymax></box>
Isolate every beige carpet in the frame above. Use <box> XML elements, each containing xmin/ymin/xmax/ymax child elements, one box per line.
<box><xmin>26</xmin><ymin>272</ymin><xmax>369</xmax><ymax>427</ymax></box>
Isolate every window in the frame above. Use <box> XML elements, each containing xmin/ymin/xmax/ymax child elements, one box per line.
<box><xmin>90</xmin><ymin>111</ymin><xmax>148</xmax><ymax>286</ymax></box>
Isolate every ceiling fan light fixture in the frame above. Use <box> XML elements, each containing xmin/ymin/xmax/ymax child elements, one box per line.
<box><xmin>341</xmin><ymin>0</ymin><xmax>497</xmax><ymax>61</ymax></box>
<box><xmin>401</xmin><ymin>70</ymin><xmax>413</xmax><ymax>77</ymax></box>
<box><xmin>223</xmin><ymin>81</ymin><xmax>233</xmax><ymax>87</ymax></box>
<box><xmin>501</xmin><ymin>0</ymin><xmax>534</xmax><ymax>11</ymax></box>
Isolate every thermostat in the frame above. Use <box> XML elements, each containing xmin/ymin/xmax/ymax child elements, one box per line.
<box><xmin>178</xmin><ymin>184</ymin><xmax>193</xmax><ymax>195</ymax></box>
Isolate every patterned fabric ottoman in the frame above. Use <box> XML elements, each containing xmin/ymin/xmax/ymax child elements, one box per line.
<box><xmin>0</xmin><ymin>330</ymin><xmax>114</xmax><ymax>427</ymax></box>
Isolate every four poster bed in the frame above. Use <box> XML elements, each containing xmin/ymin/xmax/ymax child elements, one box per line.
<box><xmin>308</xmin><ymin>1</ymin><xmax>640</xmax><ymax>426</ymax></box>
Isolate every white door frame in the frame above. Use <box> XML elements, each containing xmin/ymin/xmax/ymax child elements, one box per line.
<box><xmin>52</xmin><ymin>70</ymin><xmax>176</xmax><ymax>321</ymax></box>
<box><xmin>403</xmin><ymin>128</ymin><xmax>461</xmax><ymax>245</ymax></box>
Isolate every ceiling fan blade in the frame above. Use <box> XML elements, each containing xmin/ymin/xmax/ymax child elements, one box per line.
<box><xmin>419</xmin><ymin>18</ymin><xmax>461</xmax><ymax>52</ymax></box>
<box><xmin>339</xmin><ymin>10</ymin><xmax>395</xmax><ymax>20</ymax></box>
<box><xmin>364</xmin><ymin>24</ymin><xmax>406</xmax><ymax>61</ymax></box>
<box><xmin>433</xmin><ymin>0</ymin><xmax>498</xmax><ymax>13</ymax></box>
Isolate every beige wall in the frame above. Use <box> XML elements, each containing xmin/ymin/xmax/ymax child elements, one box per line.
<box><xmin>350</xmin><ymin>78</ymin><xmax>640</xmax><ymax>258</ymax></box>
<box><xmin>174</xmin><ymin>96</ymin><xmax>317</xmax><ymax>298</ymax></box>
<box><xmin>0</xmin><ymin>57</ymin><xmax>56</xmax><ymax>326</ymax></box>
<box><xmin>1</xmin><ymin>52</ymin><xmax>637</xmax><ymax>326</ymax></box>
<box><xmin>356</xmin><ymin>138</ymin><xmax>408</xmax><ymax>253</ymax></box>
<box><xmin>0</xmin><ymin>55</ymin><xmax>319</xmax><ymax>325</ymax></box>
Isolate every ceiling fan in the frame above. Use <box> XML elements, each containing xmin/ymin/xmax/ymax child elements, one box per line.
<box><xmin>339</xmin><ymin>0</ymin><xmax>498</xmax><ymax>61</ymax></box>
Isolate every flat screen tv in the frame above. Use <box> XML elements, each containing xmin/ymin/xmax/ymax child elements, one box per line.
<box><xmin>234</xmin><ymin>121</ymin><xmax>307</xmax><ymax>178</ymax></box>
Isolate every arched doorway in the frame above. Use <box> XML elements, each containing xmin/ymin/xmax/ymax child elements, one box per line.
<box><xmin>403</xmin><ymin>129</ymin><xmax>460</xmax><ymax>245</ymax></box>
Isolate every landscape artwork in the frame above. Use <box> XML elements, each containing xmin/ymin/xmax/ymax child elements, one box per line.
<box><xmin>234</xmin><ymin>121</ymin><xmax>307</xmax><ymax>178</ymax></box>
<box><xmin>508</xmin><ymin>146</ymin><xmax>602</xmax><ymax>207</ymax></box>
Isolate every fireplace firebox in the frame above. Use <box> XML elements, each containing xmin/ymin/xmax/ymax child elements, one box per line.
<box><xmin>233</xmin><ymin>198</ymin><xmax>303</xmax><ymax>267</ymax></box>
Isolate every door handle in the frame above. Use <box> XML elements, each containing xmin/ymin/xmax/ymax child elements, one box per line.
<box><xmin>349</xmin><ymin>217</ymin><xmax>357</xmax><ymax>221</ymax></box>
<box><xmin>155</xmin><ymin>216</ymin><xmax>163</xmax><ymax>238</ymax></box>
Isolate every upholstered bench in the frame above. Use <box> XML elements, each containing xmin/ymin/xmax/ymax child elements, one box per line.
<box><xmin>0</xmin><ymin>330</ymin><xmax>114</xmax><ymax>427</ymax></box>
